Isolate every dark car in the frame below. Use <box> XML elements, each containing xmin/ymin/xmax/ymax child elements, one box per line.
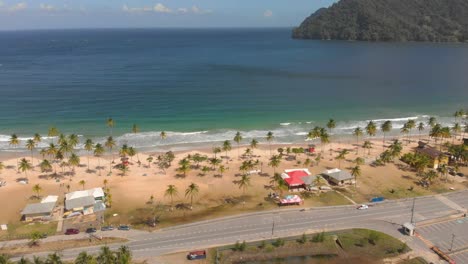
<box><xmin>101</xmin><ymin>226</ymin><xmax>114</xmax><ymax>231</ymax></box>
<box><xmin>86</xmin><ymin>228</ymin><xmax>97</xmax><ymax>233</ymax></box>
<box><xmin>457</xmin><ymin>172</ymin><xmax>465</xmax><ymax>177</ymax></box>
<box><xmin>118</xmin><ymin>225</ymin><xmax>131</xmax><ymax>231</ymax></box>
<box><xmin>449</xmin><ymin>170</ymin><xmax>456</xmax><ymax>176</ymax></box>
<box><xmin>64</xmin><ymin>228</ymin><xmax>79</xmax><ymax>235</ymax></box>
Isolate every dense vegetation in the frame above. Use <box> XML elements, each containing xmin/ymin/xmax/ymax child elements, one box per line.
<box><xmin>292</xmin><ymin>0</ymin><xmax>468</xmax><ymax>42</ymax></box>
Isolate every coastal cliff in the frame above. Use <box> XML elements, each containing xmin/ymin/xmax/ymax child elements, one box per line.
<box><xmin>292</xmin><ymin>0</ymin><xmax>468</xmax><ymax>42</ymax></box>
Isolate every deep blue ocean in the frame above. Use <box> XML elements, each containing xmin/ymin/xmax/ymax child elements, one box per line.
<box><xmin>0</xmin><ymin>28</ymin><xmax>467</xmax><ymax>151</ymax></box>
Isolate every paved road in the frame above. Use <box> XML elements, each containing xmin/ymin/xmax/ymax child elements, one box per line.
<box><xmin>10</xmin><ymin>190</ymin><xmax>468</xmax><ymax>263</ymax></box>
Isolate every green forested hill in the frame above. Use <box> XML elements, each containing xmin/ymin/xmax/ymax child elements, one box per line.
<box><xmin>292</xmin><ymin>0</ymin><xmax>468</xmax><ymax>42</ymax></box>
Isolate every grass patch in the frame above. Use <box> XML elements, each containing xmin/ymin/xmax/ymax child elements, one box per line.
<box><xmin>0</xmin><ymin>237</ymin><xmax>127</xmax><ymax>257</ymax></box>
<box><xmin>0</xmin><ymin>222</ymin><xmax>57</xmax><ymax>241</ymax></box>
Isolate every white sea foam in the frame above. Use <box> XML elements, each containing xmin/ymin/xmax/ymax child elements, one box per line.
<box><xmin>280</xmin><ymin>123</ymin><xmax>291</xmax><ymax>126</ymax></box>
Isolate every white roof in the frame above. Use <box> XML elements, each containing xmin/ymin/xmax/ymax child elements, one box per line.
<box><xmin>65</xmin><ymin>187</ymin><xmax>104</xmax><ymax>200</ymax></box>
<box><xmin>41</xmin><ymin>195</ymin><xmax>58</xmax><ymax>204</ymax></box>
<box><xmin>324</xmin><ymin>168</ymin><xmax>341</xmax><ymax>174</ymax></box>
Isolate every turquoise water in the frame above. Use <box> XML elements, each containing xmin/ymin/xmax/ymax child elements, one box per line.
<box><xmin>0</xmin><ymin>28</ymin><xmax>466</xmax><ymax>151</ymax></box>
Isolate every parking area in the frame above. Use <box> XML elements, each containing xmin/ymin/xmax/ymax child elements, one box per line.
<box><xmin>417</xmin><ymin>217</ymin><xmax>468</xmax><ymax>262</ymax></box>
<box><xmin>62</xmin><ymin>211</ymin><xmax>104</xmax><ymax>233</ymax></box>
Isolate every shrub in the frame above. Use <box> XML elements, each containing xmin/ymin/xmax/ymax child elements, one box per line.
<box><xmin>368</xmin><ymin>231</ymin><xmax>381</xmax><ymax>245</ymax></box>
<box><xmin>272</xmin><ymin>238</ymin><xmax>285</xmax><ymax>247</ymax></box>
<box><xmin>258</xmin><ymin>240</ymin><xmax>267</xmax><ymax>249</ymax></box>
<box><xmin>297</xmin><ymin>233</ymin><xmax>308</xmax><ymax>244</ymax></box>
<box><xmin>311</xmin><ymin>232</ymin><xmax>325</xmax><ymax>243</ymax></box>
<box><xmin>265</xmin><ymin>244</ymin><xmax>275</xmax><ymax>252</ymax></box>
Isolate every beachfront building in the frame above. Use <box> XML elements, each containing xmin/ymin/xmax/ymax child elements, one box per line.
<box><xmin>64</xmin><ymin>187</ymin><xmax>106</xmax><ymax>216</ymax></box>
<box><xmin>322</xmin><ymin>168</ymin><xmax>353</xmax><ymax>186</ymax></box>
<box><xmin>21</xmin><ymin>195</ymin><xmax>58</xmax><ymax>222</ymax></box>
<box><xmin>415</xmin><ymin>142</ymin><xmax>449</xmax><ymax>169</ymax></box>
<box><xmin>281</xmin><ymin>169</ymin><xmax>315</xmax><ymax>190</ymax></box>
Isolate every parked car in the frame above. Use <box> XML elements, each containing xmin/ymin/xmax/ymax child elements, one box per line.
<box><xmin>64</xmin><ymin>228</ymin><xmax>79</xmax><ymax>235</ymax></box>
<box><xmin>187</xmin><ymin>250</ymin><xmax>206</xmax><ymax>260</ymax></box>
<box><xmin>101</xmin><ymin>226</ymin><xmax>114</xmax><ymax>231</ymax></box>
<box><xmin>449</xmin><ymin>170</ymin><xmax>456</xmax><ymax>176</ymax></box>
<box><xmin>457</xmin><ymin>172</ymin><xmax>465</xmax><ymax>177</ymax></box>
<box><xmin>86</xmin><ymin>228</ymin><xmax>97</xmax><ymax>233</ymax></box>
<box><xmin>357</xmin><ymin>204</ymin><xmax>369</xmax><ymax>210</ymax></box>
<box><xmin>118</xmin><ymin>225</ymin><xmax>131</xmax><ymax>231</ymax></box>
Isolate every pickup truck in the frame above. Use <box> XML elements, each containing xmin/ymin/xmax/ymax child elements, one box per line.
<box><xmin>187</xmin><ymin>250</ymin><xmax>206</xmax><ymax>260</ymax></box>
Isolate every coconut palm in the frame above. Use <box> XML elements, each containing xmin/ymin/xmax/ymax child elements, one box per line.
<box><xmin>353</xmin><ymin>127</ymin><xmax>363</xmax><ymax>154</ymax></box>
<box><xmin>266</xmin><ymin>131</ymin><xmax>274</xmax><ymax>156</ymax></box>
<box><xmin>75</xmin><ymin>252</ymin><xmax>95</xmax><ymax>264</ymax></box>
<box><xmin>68</xmin><ymin>134</ymin><xmax>79</xmax><ymax>149</ymax></box>
<box><xmin>437</xmin><ymin>164</ymin><xmax>449</xmax><ymax>182</ymax></box>
<box><xmin>119</xmin><ymin>144</ymin><xmax>129</xmax><ymax>157</ymax></box>
<box><xmin>165</xmin><ymin>184</ymin><xmax>178</xmax><ymax>208</ymax></box>
<box><xmin>418</xmin><ymin>122</ymin><xmax>425</xmax><ymax>141</ymax></box>
<box><xmin>250</xmin><ymin>139</ymin><xmax>258</xmax><ymax>156</ymax></box>
<box><xmin>351</xmin><ymin>165</ymin><xmax>361</xmax><ymax>188</ymax></box>
<box><xmin>326</xmin><ymin>119</ymin><xmax>336</xmax><ymax>153</ymax></box>
<box><xmin>105</xmin><ymin>136</ymin><xmax>116</xmax><ymax>172</ymax></box>
<box><xmin>268</xmin><ymin>155</ymin><xmax>281</xmax><ymax>174</ymax></box>
<box><xmin>365</xmin><ymin>121</ymin><xmax>377</xmax><ymax>138</ymax></box>
<box><xmin>335</xmin><ymin>149</ymin><xmax>349</xmax><ymax>168</ymax></box>
<box><xmin>212</xmin><ymin>146</ymin><xmax>221</xmax><ymax>159</ymax></box>
<box><xmin>94</xmin><ymin>143</ymin><xmax>105</xmax><ymax>176</ymax></box>
<box><xmin>428</xmin><ymin>116</ymin><xmax>437</xmax><ymax>129</ymax></box>
<box><xmin>84</xmin><ymin>139</ymin><xmax>94</xmax><ymax>171</ymax></box>
<box><xmin>406</xmin><ymin>120</ymin><xmax>416</xmax><ymax>143</ymax></box>
<box><xmin>46</xmin><ymin>143</ymin><xmax>58</xmax><ymax>175</ymax></box>
<box><xmin>18</xmin><ymin>158</ymin><xmax>32</xmax><ymax>179</ymax></box>
<box><xmin>362</xmin><ymin>140</ymin><xmax>373</xmax><ymax>156</ymax></box>
<box><xmin>185</xmin><ymin>183</ymin><xmax>199</xmax><ymax>208</ymax></box>
<box><xmin>9</xmin><ymin>134</ymin><xmax>19</xmax><ymax>171</ymax></box>
<box><xmin>39</xmin><ymin>159</ymin><xmax>52</xmax><ymax>173</ymax></box>
<box><xmin>177</xmin><ymin>161</ymin><xmax>190</xmax><ymax>177</ymax></box>
<box><xmin>451</xmin><ymin>123</ymin><xmax>461</xmax><ymax>143</ymax></box>
<box><xmin>79</xmin><ymin>180</ymin><xmax>86</xmax><ymax>190</ymax></box>
<box><xmin>354</xmin><ymin>157</ymin><xmax>365</xmax><ymax>166</ymax></box>
<box><xmin>233</xmin><ymin>132</ymin><xmax>243</xmax><ymax>159</ymax></box>
<box><xmin>237</xmin><ymin>174</ymin><xmax>251</xmax><ymax>196</ymax></box>
<box><xmin>380</xmin><ymin>121</ymin><xmax>392</xmax><ymax>150</ymax></box>
<box><xmin>127</xmin><ymin>147</ymin><xmax>136</xmax><ymax>161</ymax></box>
<box><xmin>116</xmin><ymin>245</ymin><xmax>132</xmax><ymax>264</ymax></box>
<box><xmin>33</xmin><ymin>133</ymin><xmax>41</xmax><ymax>144</ymax></box>
<box><xmin>32</xmin><ymin>184</ymin><xmax>42</xmax><ymax>198</ymax></box>
<box><xmin>160</xmin><ymin>131</ymin><xmax>167</xmax><ymax>142</ymax></box>
<box><xmin>132</xmin><ymin>124</ymin><xmax>139</xmax><ymax>134</ymax></box>
<box><xmin>48</xmin><ymin>126</ymin><xmax>59</xmax><ymax>144</ymax></box>
<box><xmin>423</xmin><ymin>170</ymin><xmax>438</xmax><ymax>186</ymax></box>
<box><xmin>400</xmin><ymin>124</ymin><xmax>410</xmax><ymax>145</ymax></box>
<box><xmin>319</xmin><ymin>129</ymin><xmax>330</xmax><ymax>153</ymax></box>
<box><xmin>68</xmin><ymin>153</ymin><xmax>80</xmax><ymax>173</ymax></box>
<box><xmin>307</xmin><ymin>126</ymin><xmax>322</xmax><ymax>141</ymax></box>
<box><xmin>222</xmin><ymin>140</ymin><xmax>232</xmax><ymax>162</ymax></box>
<box><xmin>26</xmin><ymin>139</ymin><xmax>37</xmax><ymax>166</ymax></box>
<box><xmin>59</xmin><ymin>140</ymin><xmax>73</xmax><ymax>159</ymax></box>
<box><xmin>209</xmin><ymin>158</ymin><xmax>222</xmax><ymax>171</ymax></box>
<box><xmin>106</xmin><ymin>118</ymin><xmax>115</xmax><ymax>137</ymax></box>
<box><xmin>46</xmin><ymin>252</ymin><xmax>62</xmax><ymax>264</ymax></box>
<box><xmin>97</xmin><ymin>245</ymin><xmax>115</xmax><ymax>264</ymax></box>
<box><xmin>218</xmin><ymin>165</ymin><xmax>228</xmax><ymax>177</ymax></box>
<box><xmin>57</xmin><ymin>134</ymin><xmax>67</xmax><ymax>146</ymax></box>
<box><xmin>103</xmin><ymin>179</ymin><xmax>108</xmax><ymax>189</ymax></box>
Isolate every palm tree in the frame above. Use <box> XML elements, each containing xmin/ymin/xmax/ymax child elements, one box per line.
<box><xmin>185</xmin><ymin>183</ymin><xmax>199</xmax><ymax>208</ymax></box>
<box><xmin>437</xmin><ymin>164</ymin><xmax>449</xmax><ymax>182</ymax></box>
<box><xmin>68</xmin><ymin>153</ymin><xmax>80</xmax><ymax>173</ymax></box>
<box><xmin>380</xmin><ymin>121</ymin><xmax>392</xmax><ymax>150</ymax></box>
<box><xmin>423</xmin><ymin>170</ymin><xmax>438</xmax><ymax>186</ymax></box>
<box><xmin>218</xmin><ymin>165</ymin><xmax>228</xmax><ymax>177</ymax></box>
<box><xmin>19</xmin><ymin>158</ymin><xmax>32</xmax><ymax>179</ymax></box>
<box><xmin>428</xmin><ymin>116</ymin><xmax>437</xmax><ymax>129</ymax></box>
<box><xmin>406</xmin><ymin>120</ymin><xmax>416</xmax><ymax>143</ymax></box>
<box><xmin>268</xmin><ymin>155</ymin><xmax>281</xmax><ymax>174</ymax></box>
<box><xmin>39</xmin><ymin>159</ymin><xmax>52</xmax><ymax>173</ymax></box>
<box><xmin>105</xmin><ymin>136</ymin><xmax>116</xmax><ymax>172</ymax></box>
<box><xmin>57</xmin><ymin>134</ymin><xmax>67</xmax><ymax>146</ymax></box>
<box><xmin>233</xmin><ymin>132</ymin><xmax>243</xmax><ymax>159</ymax></box>
<box><xmin>335</xmin><ymin>149</ymin><xmax>349</xmax><ymax>168</ymax></box>
<box><xmin>177</xmin><ymin>162</ymin><xmax>190</xmax><ymax>177</ymax></box>
<box><xmin>46</xmin><ymin>252</ymin><xmax>63</xmax><ymax>264</ymax></box>
<box><xmin>212</xmin><ymin>146</ymin><xmax>221</xmax><ymax>159</ymax></box>
<box><xmin>59</xmin><ymin>140</ymin><xmax>73</xmax><ymax>159</ymax></box>
<box><xmin>319</xmin><ymin>130</ymin><xmax>330</xmax><ymax>153</ymax></box>
<box><xmin>365</xmin><ymin>121</ymin><xmax>377</xmax><ymax>138</ymax></box>
<box><xmin>32</xmin><ymin>184</ymin><xmax>42</xmax><ymax>198</ymax></box>
<box><xmin>400</xmin><ymin>125</ymin><xmax>410</xmax><ymax>145</ymax></box>
<box><xmin>237</xmin><ymin>174</ymin><xmax>251</xmax><ymax>196</ymax></box>
<box><xmin>362</xmin><ymin>140</ymin><xmax>372</xmax><ymax>156</ymax></box>
<box><xmin>97</xmin><ymin>245</ymin><xmax>115</xmax><ymax>264</ymax></box>
<box><xmin>68</xmin><ymin>134</ymin><xmax>79</xmax><ymax>149</ymax></box>
<box><xmin>118</xmin><ymin>164</ymin><xmax>129</xmax><ymax>176</ymax></box>
<box><xmin>103</xmin><ymin>179</ymin><xmax>108</xmax><ymax>189</ymax></box>
<box><xmin>84</xmin><ymin>139</ymin><xmax>94</xmax><ymax>171</ymax></box>
<box><xmin>116</xmin><ymin>245</ymin><xmax>132</xmax><ymax>264</ymax></box>
<box><xmin>106</xmin><ymin>118</ymin><xmax>115</xmax><ymax>137</ymax></box>
<box><xmin>451</xmin><ymin>123</ymin><xmax>461</xmax><ymax>143</ymax></box>
<box><xmin>46</xmin><ymin>143</ymin><xmax>58</xmax><ymax>175</ymax></box>
<box><xmin>222</xmin><ymin>140</ymin><xmax>232</xmax><ymax>162</ymax></box>
<box><xmin>79</xmin><ymin>180</ymin><xmax>86</xmax><ymax>190</ymax></box>
<box><xmin>160</xmin><ymin>131</ymin><xmax>167</xmax><ymax>142</ymax></box>
<box><xmin>353</xmin><ymin>127</ymin><xmax>363</xmax><ymax>154</ymax></box>
<box><xmin>132</xmin><ymin>124</ymin><xmax>139</xmax><ymax>134</ymax></box>
<box><xmin>209</xmin><ymin>158</ymin><xmax>222</xmax><ymax>171</ymax></box>
<box><xmin>351</xmin><ymin>165</ymin><xmax>361</xmax><ymax>188</ymax></box>
<box><xmin>9</xmin><ymin>134</ymin><xmax>19</xmax><ymax>171</ymax></box>
<box><xmin>75</xmin><ymin>252</ymin><xmax>95</xmax><ymax>264</ymax></box>
<box><xmin>48</xmin><ymin>126</ymin><xmax>59</xmax><ymax>144</ymax></box>
<box><xmin>266</xmin><ymin>131</ymin><xmax>274</xmax><ymax>156</ymax></box>
<box><xmin>128</xmin><ymin>147</ymin><xmax>136</xmax><ymax>161</ymax></box>
<box><xmin>33</xmin><ymin>133</ymin><xmax>41</xmax><ymax>144</ymax></box>
<box><xmin>165</xmin><ymin>184</ymin><xmax>178</xmax><ymax>209</ymax></box>
<box><xmin>94</xmin><ymin>143</ymin><xmax>105</xmax><ymax>176</ymax></box>
<box><xmin>418</xmin><ymin>122</ymin><xmax>425</xmax><ymax>141</ymax></box>
<box><xmin>327</xmin><ymin>119</ymin><xmax>336</xmax><ymax>153</ymax></box>
<box><xmin>354</xmin><ymin>157</ymin><xmax>365</xmax><ymax>166</ymax></box>
<box><xmin>250</xmin><ymin>139</ymin><xmax>258</xmax><ymax>156</ymax></box>
<box><xmin>146</xmin><ymin>156</ymin><xmax>154</xmax><ymax>167</ymax></box>
<box><xmin>26</xmin><ymin>139</ymin><xmax>37</xmax><ymax>166</ymax></box>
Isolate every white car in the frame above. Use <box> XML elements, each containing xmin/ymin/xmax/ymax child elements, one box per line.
<box><xmin>357</xmin><ymin>204</ymin><xmax>369</xmax><ymax>210</ymax></box>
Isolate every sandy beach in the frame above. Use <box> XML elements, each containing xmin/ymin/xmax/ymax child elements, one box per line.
<box><xmin>0</xmin><ymin>135</ymin><xmax>466</xmax><ymax>227</ymax></box>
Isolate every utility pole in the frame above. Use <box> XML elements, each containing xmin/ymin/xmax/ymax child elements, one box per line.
<box><xmin>449</xmin><ymin>234</ymin><xmax>455</xmax><ymax>251</ymax></box>
<box><xmin>410</xmin><ymin>198</ymin><xmax>416</xmax><ymax>224</ymax></box>
<box><xmin>271</xmin><ymin>217</ymin><xmax>275</xmax><ymax>237</ymax></box>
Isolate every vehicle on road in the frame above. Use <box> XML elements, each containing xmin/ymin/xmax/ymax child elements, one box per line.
<box><xmin>86</xmin><ymin>228</ymin><xmax>97</xmax><ymax>233</ymax></box>
<box><xmin>64</xmin><ymin>228</ymin><xmax>79</xmax><ymax>235</ymax></box>
<box><xmin>118</xmin><ymin>225</ymin><xmax>131</xmax><ymax>231</ymax></box>
<box><xmin>370</xmin><ymin>197</ymin><xmax>385</xmax><ymax>203</ymax></box>
<box><xmin>101</xmin><ymin>226</ymin><xmax>114</xmax><ymax>231</ymax></box>
<box><xmin>187</xmin><ymin>250</ymin><xmax>206</xmax><ymax>260</ymax></box>
<box><xmin>357</xmin><ymin>204</ymin><xmax>369</xmax><ymax>210</ymax></box>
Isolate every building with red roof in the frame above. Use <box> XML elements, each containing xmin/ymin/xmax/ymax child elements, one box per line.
<box><xmin>281</xmin><ymin>169</ymin><xmax>312</xmax><ymax>190</ymax></box>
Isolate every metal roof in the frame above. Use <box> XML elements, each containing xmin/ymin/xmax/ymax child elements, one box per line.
<box><xmin>65</xmin><ymin>196</ymin><xmax>95</xmax><ymax>210</ymax></box>
<box><xmin>21</xmin><ymin>202</ymin><xmax>56</xmax><ymax>215</ymax></box>
<box><xmin>323</xmin><ymin>169</ymin><xmax>353</xmax><ymax>181</ymax></box>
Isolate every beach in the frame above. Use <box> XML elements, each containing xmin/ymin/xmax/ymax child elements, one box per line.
<box><xmin>0</xmin><ymin>134</ymin><xmax>466</xmax><ymax>227</ymax></box>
